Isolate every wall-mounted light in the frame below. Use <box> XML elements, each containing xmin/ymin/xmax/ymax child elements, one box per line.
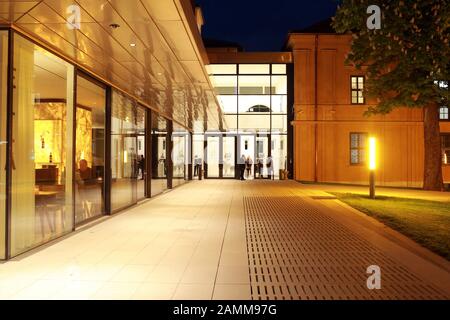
<box><xmin>124</xmin><ymin>151</ymin><xmax>128</xmax><ymax>164</ymax></box>
<box><xmin>368</xmin><ymin>137</ymin><xmax>377</xmax><ymax>198</ymax></box>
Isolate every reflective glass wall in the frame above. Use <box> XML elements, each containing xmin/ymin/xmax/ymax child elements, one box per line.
<box><xmin>111</xmin><ymin>91</ymin><xmax>138</xmax><ymax>211</ymax></box>
<box><xmin>0</xmin><ymin>31</ymin><xmax>8</xmax><ymax>259</ymax></box>
<box><xmin>75</xmin><ymin>75</ymin><xmax>106</xmax><ymax>224</ymax></box>
<box><xmin>11</xmin><ymin>34</ymin><xmax>74</xmax><ymax>256</ymax></box>
<box><xmin>0</xmin><ymin>29</ymin><xmax>191</xmax><ymax>259</ymax></box>
<box><xmin>172</xmin><ymin>123</ymin><xmax>188</xmax><ymax>187</ymax></box>
<box><xmin>136</xmin><ymin>106</ymin><xmax>146</xmax><ymax>200</ymax></box>
<box><xmin>151</xmin><ymin>111</ymin><xmax>169</xmax><ymax>196</ymax></box>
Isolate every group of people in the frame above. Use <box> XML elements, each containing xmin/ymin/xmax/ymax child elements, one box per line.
<box><xmin>239</xmin><ymin>155</ymin><xmax>274</xmax><ymax>180</ymax></box>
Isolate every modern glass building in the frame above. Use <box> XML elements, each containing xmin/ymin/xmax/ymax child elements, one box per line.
<box><xmin>0</xmin><ymin>1</ymin><xmax>448</xmax><ymax>260</ymax></box>
<box><xmin>0</xmin><ymin>1</ymin><xmax>294</xmax><ymax>260</ymax></box>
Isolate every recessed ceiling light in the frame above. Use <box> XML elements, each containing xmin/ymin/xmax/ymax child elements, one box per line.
<box><xmin>130</xmin><ymin>43</ymin><xmax>136</xmax><ymax>47</ymax></box>
<box><xmin>157</xmin><ymin>72</ymin><xmax>162</xmax><ymax>76</ymax></box>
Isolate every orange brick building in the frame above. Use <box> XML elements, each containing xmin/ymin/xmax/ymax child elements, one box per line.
<box><xmin>285</xmin><ymin>29</ymin><xmax>450</xmax><ymax>187</ymax></box>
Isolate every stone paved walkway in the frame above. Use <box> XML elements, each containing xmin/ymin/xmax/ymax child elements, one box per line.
<box><xmin>0</xmin><ymin>180</ymin><xmax>449</xmax><ymax>300</ymax></box>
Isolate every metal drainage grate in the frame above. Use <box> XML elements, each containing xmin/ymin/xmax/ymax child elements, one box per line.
<box><xmin>244</xmin><ymin>196</ymin><xmax>448</xmax><ymax>300</ymax></box>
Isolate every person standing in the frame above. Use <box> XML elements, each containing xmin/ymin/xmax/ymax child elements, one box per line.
<box><xmin>257</xmin><ymin>158</ymin><xmax>263</xmax><ymax>179</ymax></box>
<box><xmin>246</xmin><ymin>156</ymin><xmax>253</xmax><ymax>179</ymax></box>
<box><xmin>239</xmin><ymin>154</ymin><xmax>246</xmax><ymax>180</ymax></box>
<box><xmin>138</xmin><ymin>155</ymin><xmax>146</xmax><ymax>180</ymax></box>
<box><xmin>194</xmin><ymin>155</ymin><xmax>199</xmax><ymax>176</ymax></box>
<box><xmin>266</xmin><ymin>155</ymin><xmax>274</xmax><ymax>180</ymax></box>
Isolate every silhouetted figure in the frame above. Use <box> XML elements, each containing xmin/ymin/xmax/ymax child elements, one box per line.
<box><xmin>266</xmin><ymin>156</ymin><xmax>274</xmax><ymax>180</ymax></box>
<box><xmin>239</xmin><ymin>155</ymin><xmax>246</xmax><ymax>180</ymax></box>
<box><xmin>138</xmin><ymin>155</ymin><xmax>145</xmax><ymax>180</ymax></box>
<box><xmin>245</xmin><ymin>156</ymin><xmax>253</xmax><ymax>178</ymax></box>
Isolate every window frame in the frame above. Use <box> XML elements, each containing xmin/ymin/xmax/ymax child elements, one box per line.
<box><xmin>439</xmin><ymin>106</ymin><xmax>449</xmax><ymax>121</ymax></box>
<box><xmin>349</xmin><ymin>132</ymin><xmax>368</xmax><ymax>166</ymax></box>
<box><xmin>350</xmin><ymin>76</ymin><xmax>365</xmax><ymax>105</ymax></box>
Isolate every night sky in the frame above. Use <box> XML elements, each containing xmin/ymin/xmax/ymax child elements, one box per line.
<box><xmin>196</xmin><ymin>0</ymin><xmax>339</xmax><ymax>51</ymax></box>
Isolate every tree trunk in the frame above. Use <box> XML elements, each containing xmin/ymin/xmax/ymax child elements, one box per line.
<box><xmin>423</xmin><ymin>102</ymin><xmax>444</xmax><ymax>191</ymax></box>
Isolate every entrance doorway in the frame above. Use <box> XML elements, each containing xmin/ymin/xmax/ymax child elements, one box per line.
<box><xmin>204</xmin><ymin>135</ymin><xmax>236</xmax><ymax>179</ymax></box>
<box><xmin>204</xmin><ymin>134</ymin><xmax>276</xmax><ymax>180</ymax></box>
<box><xmin>238</xmin><ymin>134</ymin><xmax>269</xmax><ymax>179</ymax></box>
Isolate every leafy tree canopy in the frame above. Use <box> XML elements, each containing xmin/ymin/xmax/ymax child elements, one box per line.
<box><xmin>332</xmin><ymin>0</ymin><xmax>449</xmax><ymax>115</ymax></box>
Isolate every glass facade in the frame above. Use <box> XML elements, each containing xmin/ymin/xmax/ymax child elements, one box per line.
<box><xmin>208</xmin><ymin>64</ymin><xmax>289</xmax><ymax>178</ymax></box>
<box><xmin>0</xmin><ymin>31</ymin><xmax>7</xmax><ymax>259</ymax></box>
<box><xmin>110</xmin><ymin>91</ymin><xmax>148</xmax><ymax>211</ymax></box>
<box><xmin>151</xmin><ymin>112</ymin><xmax>169</xmax><ymax>197</ymax></box>
<box><xmin>11</xmin><ymin>34</ymin><xmax>75</xmax><ymax>256</ymax></box>
<box><xmin>172</xmin><ymin>123</ymin><xmax>188</xmax><ymax>187</ymax></box>
<box><xmin>75</xmin><ymin>75</ymin><xmax>106</xmax><ymax>224</ymax></box>
<box><xmin>0</xmin><ymin>30</ymin><xmax>290</xmax><ymax>259</ymax></box>
<box><xmin>0</xmin><ymin>29</ymin><xmax>192</xmax><ymax>259</ymax></box>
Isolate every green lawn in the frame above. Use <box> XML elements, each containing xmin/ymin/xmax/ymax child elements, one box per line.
<box><xmin>330</xmin><ymin>192</ymin><xmax>450</xmax><ymax>260</ymax></box>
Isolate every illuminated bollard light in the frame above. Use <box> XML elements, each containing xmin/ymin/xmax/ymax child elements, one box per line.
<box><xmin>368</xmin><ymin>137</ymin><xmax>377</xmax><ymax>199</ymax></box>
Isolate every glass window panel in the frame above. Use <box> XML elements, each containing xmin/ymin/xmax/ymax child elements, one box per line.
<box><xmin>238</xmin><ymin>95</ymin><xmax>271</xmax><ymax>114</ymax></box>
<box><xmin>351</xmin><ymin>92</ymin><xmax>358</xmax><ymax>104</ymax></box>
<box><xmin>224</xmin><ymin>114</ymin><xmax>238</xmax><ymax>130</ymax></box>
<box><xmin>223</xmin><ymin>137</ymin><xmax>235</xmax><ymax>177</ymax></box>
<box><xmin>444</xmin><ymin>150</ymin><xmax>450</xmax><ymax>164</ymax></box>
<box><xmin>210</xmin><ymin>75</ymin><xmax>237</xmax><ymax>94</ymax></box>
<box><xmin>75</xmin><ymin>76</ymin><xmax>106</xmax><ymax>224</ymax></box>
<box><xmin>351</xmin><ymin>77</ymin><xmax>358</xmax><ymax>89</ymax></box>
<box><xmin>351</xmin><ymin>134</ymin><xmax>359</xmax><ymax>148</ymax></box>
<box><xmin>272</xmin><ymin>64</ymin><xmax>286</xmax><ymax>74</ymax></box>
<box><xmin>271</xmin><ymin>76</ymin><xmax>287</xmax><ymax>94</ymax></box>
<box><xmin>440</xmin><ymin>107</ymin><xmax>449</xmax><ymax>120</ymax></box>
<box><xmin>358</xmin><ymin>77</ymin><xmax>364</xmax><ymax>87</ymax></box>
<box><xmin>239</xmin><ymin>64</ymin><xmax>270</xmax><ymax>74</ymax></box>
<box><xmin>238</xmin><ymin>115</ymin><xmax>270</xmax><ymax>130</ymax></box>
<box><xmin>271</xmin><ymin>135</ymin><xmax>287</xmax><ymax>177</ymax></box>
<box><xmin>271</xmin><ymin>95</ymin><xmax>287</xmax><ymax>113</ymax></box>
<box><xmin>360</xmin><ymin>135</ymin><xmax>367</xmax><ymax>148</ymax></box>
<box><xmin>136</xmin><ymin>106</ymin><xmax>146</xmax><ymax>199</ymax></box>
<box><xmin>272</xmin><ymin>115</ymin><xmax>288</xmax><ymax>133</ymax></box>
<box><xmin>172</xmin><ymin>123</ymin><xmax>187</xmax><ymax>188</ymax></box>
<box><xmin>151</xmin><ymin>112</ymin><xmax>168</xmax><ymax>196</ymax></box>
<box><xmin>351</xmin><ymin>150</ymin><xmax>359</xmax><ymax>164</ymax></box>
<box><xmin>11</xmin><ymin>35</ymin><xmax>74</xmax><ymax>256</ymax></box>
<box><xmin>193</xmin><ymin>134</ymin><xmax>204</xmax><ymax>179</ymax></box>
<box><xmin>0</xmin><ymin>31</ymin><xmax>7</xmax><ymax>259</ymax></box>
<box><xmin>206</xmin><ymin>64</ymin><xmax>236</xmax><ymax>75</ymax></box>
<box><xmin>442</xmin><ymin>135</ymin><xmax>450</xmax><ymax>148</ymax></box>
<box><xmin>218</xmin><ymin>95</ymin><xmax>237</xmax><ymax>113</ymax></box>
<box><xmin>111</xmin><ymin>90</ymin><xmax>138</xmax><ymax>211</ymax></box>
<box><xmin>238</xmin><ymin>75</ymin><xmax>270</xmax><ymax>95</ymax></box>
<box><xmin>206</xmin><ymin>136</ymin><xmax>220</xmax><ymax>178</ymax></box>
<box><xmin>358</xmin><ymin>91</ymin><xmax>364</xmax><ymax>103</ymax></box>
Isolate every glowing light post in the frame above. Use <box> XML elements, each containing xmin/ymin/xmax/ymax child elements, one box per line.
<box><xmin>368</xmin><ymin>137</ymin><xmax>377</xmax><ymax>199</ymax></box>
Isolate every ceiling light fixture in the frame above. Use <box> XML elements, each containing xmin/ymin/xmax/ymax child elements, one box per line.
<box><xmin>130</xmin><ymin>43</ymin><xmax>136</xmax><ymax>47</ymax></box>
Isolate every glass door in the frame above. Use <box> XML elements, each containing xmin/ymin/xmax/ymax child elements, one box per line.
<box><xmin>238</xmin><ymin>135</ymin><xmax>255</xmax><ymax>180</ymax></box>
<box><xmin>75</xmin><ymin>74</ymin><xmax>106</xmax><ymax>225</ymax></box>
<box><xmin>222</xmin><ymin>136</ymin><xmax>236</xmax><ymax>178</ymax></box>
<box><xmin>206</xmin><ymin>136</ymin><xmax>220</xmax><ymax>178</ymax></box>
<box><xmin>256</xmin><ymin>135</ymin><xmax>269</xmax><ymax>179</ymax></box>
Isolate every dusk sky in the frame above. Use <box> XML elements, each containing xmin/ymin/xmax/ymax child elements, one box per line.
<box><xmin>196</xmin><ymin>0</ymin><xmax>339</xmax><ymax>51</ymax></box>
